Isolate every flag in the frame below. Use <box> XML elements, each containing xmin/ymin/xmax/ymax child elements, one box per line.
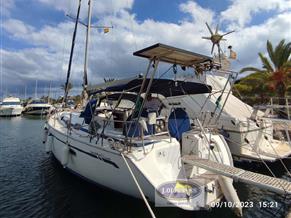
<box><xmin>174</xmin><ymin>181</ymin><xmax>192</xmax><ymax>194</ymax></box>
<box><xmin>229</xmin><ymin>49</ymin><xmax>237</xmax><ymax>59</ymax></box>
<box><xmin>104</xmin><ymin>27</ymin><xmax>109</xmax><ymax>33</ymax></box>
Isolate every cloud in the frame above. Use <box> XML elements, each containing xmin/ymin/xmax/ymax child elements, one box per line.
<box><xmin>225</xmin><ymin>12</ymin><xmax>291</xmax><ymax>71</ymax></box>
<box><xmin>3</xmin><ymin>19</ymin><xmax>35</xmax><ymax>36</ymax></box>
<box><xmin>1</xmin><ymin>7</ymin><xmax>214</xmax><ymax>89</ymax></box>
<box><xmin>220</xmin><ymin>0</ymin><xmax>291</xmax><ymax>28</ymax></box>
<box><xmin>1</xmin><ymin>0</ymin><xmax>14</xmax><ymax>17</ymax></box>
<box><xmin>38</xmin><ymin>0</ymin><xmax>134</xmax><ymax>20</ymax></box>
<box><xmin>1</xmin><ymin>48</ymin><xmax>64</xmax><ymax>82</ymax></box>
<box><xmin>179</xmin><ymin>1</ymin><xmax>214</xmax><ymax>25</ymax></box>
<box><xmin>1</xmin><ymin>0</ymin><xmax>291</xmax><ymax>96</ymax></box>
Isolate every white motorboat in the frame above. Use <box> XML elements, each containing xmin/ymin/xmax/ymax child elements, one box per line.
<box><xmin>0</xmin><ymin>96</ymin><xmax>23</xmax><ymax>117</ymax></box>
<box><xmin>23</xmin><ymin>99</ymin><xmax>52</xmax><ymax>115</ymax></box>
<box><xmin>175</xmin><ymin>55</ymin><xmax>291</xmax><ymax>162</ymax></box>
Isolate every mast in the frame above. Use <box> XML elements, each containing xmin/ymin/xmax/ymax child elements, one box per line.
<box><xmin>35</xmin><ymin>80</ymin><xmax>38</xmax><ymax>99</ymax></box>
<box><xmin>0</xmin><ymin>61</ymin><xmax>2</xmax><ymax>100</ymax></box>
<box><xmin>24</xmin><ymin>85</ymin><xmax>27</xmax><ymax>101</ymax></box>
<box><xmin>48</xmin><ymin>81</ymin><xmax>51</xmax><ymax>104</ymax></box>
<box><xmin>82</xmin><ymin>0</ymin><xmax>93</xmax><ymax>103</ymax></box>
<box><xmin>63</xmin><ymin>0</ymin><xmax>82</xmax><ymax>107</ymax></box>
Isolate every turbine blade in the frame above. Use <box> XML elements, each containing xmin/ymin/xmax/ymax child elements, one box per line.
<box><xmin>222</xmin><ymin>30</ymin><xmax>235</xmax><ymax>36</ymax></box>
<box><xmin>211</xmin><ymin>43</ymin><xmax>215</xmax><ymax>54</ymax></box>
<box><xmin>215</xmin><ymin>24</ymin><xmax>219</xmax><ymax>34</ymax></box>
<box><xmin>205</xmin><ymin>22</ymin><xmax>213</xmax><ymax>35</ymax></box>
<box><xmin>202</xmin><ymin>36</ymin><xmax>211</xmax><ymax>40</ymax></box>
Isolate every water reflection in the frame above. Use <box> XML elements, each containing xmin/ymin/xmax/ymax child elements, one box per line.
<box><xmin>0</xmin><ymin>117</ymin><xmax>290</xmax><ymax>218</ymax></box>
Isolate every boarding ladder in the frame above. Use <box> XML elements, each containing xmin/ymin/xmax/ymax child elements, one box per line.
<box><xmin>182</xmin><ymin>155</ymin><xmax>291</xmax><ymax>195</ymax></box>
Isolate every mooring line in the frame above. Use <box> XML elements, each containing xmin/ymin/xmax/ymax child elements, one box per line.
<box><xmin>121</xmin><ymin>153</ymin><xmax>156</xmax><ymax>218</ymax></box>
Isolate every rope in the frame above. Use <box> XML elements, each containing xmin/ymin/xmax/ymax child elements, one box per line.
<box><xmin>121</xmin><ymin>153</ymin><xmax>156</xmax><ymax>218</ymax></box>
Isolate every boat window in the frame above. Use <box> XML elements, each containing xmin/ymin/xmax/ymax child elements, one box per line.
<box><xmin>31</xmin><ymin>100</ymin><xmax>46</xmax><ymax>104</ymax></box>
<box><xmin>2</xmin><ymin>102</ymin><xmax>21</xmax><ymax>105</ymax></box>
<box><xmin>100</xmin><ymin>98</ymin><xmax>135</xmax><ymax>110</ymax></box>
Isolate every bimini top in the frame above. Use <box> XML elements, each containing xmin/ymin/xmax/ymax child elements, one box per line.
<box><xmin>133</xmin><ymin>43</ymin><xmax>212</xmax><ymax>67</ymax></box>
<box><xmin>90</xmin><ymin>78</ymin><xmax>212</xmax><ymax>97</ymax></box>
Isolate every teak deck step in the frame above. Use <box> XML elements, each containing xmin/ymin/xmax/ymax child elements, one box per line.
<box><xmin>182</xmin><ymin>155</ymin><xmax>291</xmax><ymax>195</ymax></box>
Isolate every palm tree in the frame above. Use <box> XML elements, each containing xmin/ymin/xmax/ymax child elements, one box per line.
<box><xmin>241</xmin><ymin>40</ymin><xmax>291</xmax><ymax>96</ymax></box>
<box><xmin>240</xmin><ymin>39</ymin><xmax>291</xmax><ymax>116</ymax></box>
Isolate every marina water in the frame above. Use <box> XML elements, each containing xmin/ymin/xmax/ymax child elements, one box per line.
<box><xmin>0</xmin><ymin>116</ymin><xmax>290</xmax><ymax>218</ymax></box>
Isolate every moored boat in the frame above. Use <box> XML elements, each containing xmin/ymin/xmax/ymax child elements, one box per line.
<box><xmin>43</xmin><ymin>1</ymin><xmax>291</xmax><ymax>216</ymax></box>
<box><xmin>23</xmin><ymin>99</ymin><xmax>52</xmax><ymax>115</ymax></box>
<box><xmin>0</xmin><ymin>96</ymin><xmax>23</xmax><ymax>117</ymax></box>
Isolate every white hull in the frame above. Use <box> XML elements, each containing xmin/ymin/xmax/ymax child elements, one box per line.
<box><xmin>48</xmin><ymin>127</ymin><xmax>155</xmax><ymax>200</ymax></box>
<box><xmin>46</xmin><ymin>112</ymin><xmax>229</xmax><ymax>211</ymax></box>
<box><xmin>24</xmin><ymin>102</ymin><xmax>52</xmax><ymax>115</ymax></box>
<box><xmin>0</xmin><ymin>107</ymin><xmax>23</xmax><ymax>116</ymax></box>
<box><xmin>24</xmin><ymin>109</ymin><xmax>49</xmax><ymax>115</ymax></box>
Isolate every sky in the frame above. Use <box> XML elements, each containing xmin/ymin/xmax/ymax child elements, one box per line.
<box><xmin>1</xmin><ymin>0</ymin><xmax>291</xmax><ymax>98</ymax></box>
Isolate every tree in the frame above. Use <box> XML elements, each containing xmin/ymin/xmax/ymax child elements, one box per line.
<box><xmin>240</xmin><ymin>39</ymin><xmax>291</xmax><ymax>99</ymax></box>
<box><xmin>234</xmin><ymin>72</ymin><xmax>272</xmax><ymax>105</ymax></box>
<box><xmin>61</xmin><ymin>82</ymin><xmax>73</xmax><ymax>92</ymax></box>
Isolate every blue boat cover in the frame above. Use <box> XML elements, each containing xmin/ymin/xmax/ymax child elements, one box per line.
<box><xmin>168</xmin><ymin>108</ymin><xmax>190</xmax><ymax>141</ymax></box>
<box><xmin>123</xmin><ymin>116</ymin><xmax>154</xmax><ymax>137</ymax></box>
<box><xmin>80</xmin><ymin>99</ymin><xmax>97</xmax><ymax>124</ymax></box>
<box><xmin>90</xmin><ymin>78</ymin><xmax>212</xmax><ymax>97</ymax></box>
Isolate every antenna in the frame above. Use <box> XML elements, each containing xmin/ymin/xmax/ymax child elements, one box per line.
<box><xmin>202</xmin><ymin>22</ymin><xmax>234</xmax><ymax>62</ymax></box>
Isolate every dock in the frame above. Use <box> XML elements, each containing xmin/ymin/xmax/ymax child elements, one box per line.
<box><xmin>182</xmin><ymin>155</ymin><xmax>291</xmax><ymax>195</ymax></box>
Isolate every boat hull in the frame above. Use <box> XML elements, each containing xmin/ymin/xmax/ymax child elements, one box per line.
<box><xmin>45</xmin><ymin>111</ymin><xmax>228</xmax><ymax>211</ymax></box>
<box><xmin>47</xmin><ymin>126</ymin><xmax>156</xmax><ymax>201</ymax></box>
<box><xmin>24</xmin><ymin>107</ymin><xmax>50</xmax><ymax>115</ymax></box>
<box><xmin>0</xmin><ymin>107</ymin><xmax>23</xmax><ymax>116</ymax></box>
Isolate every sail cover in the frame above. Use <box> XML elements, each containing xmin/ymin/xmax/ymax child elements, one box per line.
<box><xmin>90</xmin><ymin>78</ymin><xmax>212</xmax><ymax>97</ymax></box>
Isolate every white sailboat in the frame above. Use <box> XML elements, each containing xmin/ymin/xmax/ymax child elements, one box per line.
<box><xmin>44</xmin><ymin>0</ymin><xmax>242</xmax><ymax>214</ymax></box>
<box><xmin>43</xmin><ymin>2</ymin><xmax>291</xmax><ymax>214</ymax></box>
<box><xmin>45</xmin><ymin>42</ymin><xmax>291</xmax><ymax>216</ymax></box>
<box><xmin>0</xmin><ymin>96</ymin><xmax>23</xmax><ymax>116</ymax></box>
<box><xmin>45</xmin><ymin>42</ymin><xmax>241</xmax><ymax>213</ymax></box>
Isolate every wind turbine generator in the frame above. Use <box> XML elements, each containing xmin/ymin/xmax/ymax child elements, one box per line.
<box><xmin>202</xmin><ymin>22</ymin><xmax>234</xmax><ymax>62</ymax></box>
